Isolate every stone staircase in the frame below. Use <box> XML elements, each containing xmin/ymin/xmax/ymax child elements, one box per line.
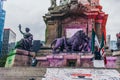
<box><xmin>0</xmin><ymin>67</ymin><xmax>120</xmax><ymax>80</ymax></box>
<box><xmin>0</xmin><ymin>67</ymin><xmax>46</xmax><ymax>80</ymax></box>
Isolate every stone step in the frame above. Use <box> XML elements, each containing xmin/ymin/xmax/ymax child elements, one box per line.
<box><xmin>0</xmin><ymin>77</ymin><xmax>42</xmax><ymax>80</ymax></box>
<box><xmin>37</xmin><ymin>49</ymin><xmax>52</xmax><ymax>56</ymax></box>
<box><xmin>0</xmin><ymin>67</ymin><xmax>120</xmax><ymax>80</ymax></box>
<box><xmin>0</xmin><ymin>67</ymin><xmax>46</xmax><ymax>80</ymax></box>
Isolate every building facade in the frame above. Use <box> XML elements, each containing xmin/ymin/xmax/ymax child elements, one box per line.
<box><xmin>0</xmin><ymin>0</ymin><xmax>6</xmax><ymax>56</ymax></box>
<box><xmin>116</xmin><ymin>32</ymin><xmax>120</xmax><ymax>49</ymax></box>
<box><xmin>2</xmin><ymin>29</ymin><xmax>16</xmax><ymax>56</ymax></box>
<box><xmin>106</xmin><ymin>35</ymin><xmax>111</xmax><ymax>48</ymax></box>
<box><xmin>110</xmin><ymin>40</ymin><xmax>117</xmax><ymax>50</ymax></box>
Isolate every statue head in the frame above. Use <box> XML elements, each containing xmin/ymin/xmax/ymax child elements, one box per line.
<box><xmin>25</xmin><ymin>27</ymin><xmax>30</xmax><ymax>32</ymax></box>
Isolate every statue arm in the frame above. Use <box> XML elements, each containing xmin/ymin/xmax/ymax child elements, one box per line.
<box><xmin>18</xmin><ymin>24</ymin><xmax>24</xmax><ymax>35</ymax></box>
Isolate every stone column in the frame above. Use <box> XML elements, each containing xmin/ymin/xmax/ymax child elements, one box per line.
<box><xmin>45</xmin><ymin>20</ymin><xmax>59</xmax><ymax>46</ymax></box>
<box><xmin>95</xmin><ymin>22</ymin><xmax>102</xmax><ymax>43</ymax></box>
<box><xmin>95</xmin><ymin>19</ymin><xmax>102</xmax><ymax>42</ymax></box>
<box><xmin>95</xmin><ymin>14</ymin><xmax>104</xmax><ymax>43</ymax></box>
<box><xmin>57</xmin><ymin>19</ymin><xmax>62</xmax><ymax>38</ymax></box>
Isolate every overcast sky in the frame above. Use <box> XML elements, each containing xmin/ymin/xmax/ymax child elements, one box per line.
<box><xmin>3</xmin><ymin>0</ymin><xmax>120</xmax><ymax>41</ymax></box>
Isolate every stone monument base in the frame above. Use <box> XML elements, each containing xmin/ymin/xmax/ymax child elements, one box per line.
<box><xmin>5</xmin><ymin>50</ymin><xmax>119</xmax><ymax>68</ymax></box>
<box><xmin>36</xmin><ymin>53</ymin><xmax>94</xmax><ymax>67</ymax></box>
<box><xmin>5</xmin><ymin>49</ymin><xmax>35</xmax><ymax>67</ymax></box>
<box><xmin>36</xmin><ymin>52</ymin><xmax>118</xmax><ymax>68</ymax></box>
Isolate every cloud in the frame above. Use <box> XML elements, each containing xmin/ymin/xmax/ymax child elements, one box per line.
<box><xmin>3</xmin><ymin>0</ymin><xmax>50</xmax><ymax>41</ymax></box>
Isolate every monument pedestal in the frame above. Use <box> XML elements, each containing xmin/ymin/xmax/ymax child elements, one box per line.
<box><xmin>36</xmin><ymin>52</ymin><xmax>119</xmax><ymax>68</ymax></box>
<box><xmin>112</xmin><ymin>50</ymin><xmax>120</xmax><ymax>68</ymax></box>
<box><xmin>36</xmin><ymin>53</ymin><xmax>94</xmax><ymax>67</ymax></box>
<box><xmin>116</xmin><ymin>56</ymin><xmax>120</xmax><ymax>68</ymax></box>
<box><xmin>80</xmin><ymin>55</ymin><xmax>94</xmax><ymax>67</ymax></box>
<box><xmin>5</xmin><ymin>49</ymin><xmax>35</xmax><ymax>67</ymax></box>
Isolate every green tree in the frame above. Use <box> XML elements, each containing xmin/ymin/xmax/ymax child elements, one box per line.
<box><xmin>0</xmin><ymin>55</ymin><xmax>7</xmax><ymax>67</ymax></box>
